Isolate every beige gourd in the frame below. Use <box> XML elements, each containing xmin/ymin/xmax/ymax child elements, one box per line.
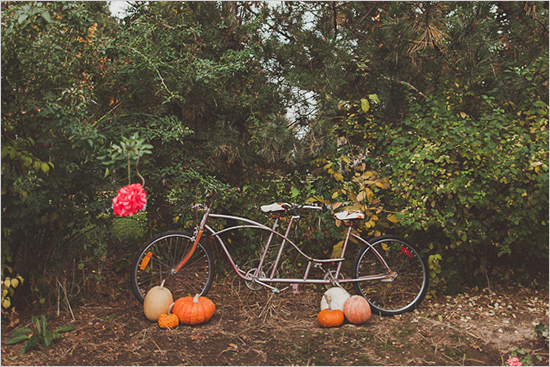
<box><xmin>143</xmin><ymin>280</ymin><xmax>174</xmax><ymax>321</ymax></box>
<box><xmin>319</xmin><ymin>287</ymin><xmax>350</xmax><ymax>312</ymax></box>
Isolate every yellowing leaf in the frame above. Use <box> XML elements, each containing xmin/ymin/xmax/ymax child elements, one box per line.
<box><xmin>387</xmin><ymin>214</ymin><xmax>398</xmax><ymax>223</ymax></box>
<box><xmin>305</xmin><ymin>197</ymin><xmax>317</xmax><ymax>204</ymax></box>
<box><xmin>333</xmin><ymin>172</ymin><xmax>344</xmax><ymax>182</ymax></box>
<box><xmin>340</xmin><ymin>155</ymin><xmax>350</xmax><ymax>164</ymax></box>
<box><xmin>332</xmin><ymin>191</ymin><xmax>339</xmax><ymax>199</ymax></box>
<box><xmin>41</xmin><ymin>162</ymin><xmax>50</xmax><ymax>173</ymax></box>
<box><xmin>331</xmin><ymin>240</ymin><xmax>344</xmax><ymax>258</ymax></box>
<box><xmin>361</xmin><ymin>98</ymin><xmax>370</xmax><ymax>113</ymax></box>
<box><xmin>356</xmin><ymin>191</ymin><xmax>366</xmax><ymax>202</ymax></box>
<box><xmin>365</xmin><ymin>188</ymin><xmax>374</xmax><ymax>202</ymax></box>
<box><xmin>10</xmin><ymin>278</ymin><xmax>19</xmax><ymax>288</ymax></box>
<box><xmin>375</xmin><ymin>180</ymin><xmax>390</xmax><ymax>189</ymax></box>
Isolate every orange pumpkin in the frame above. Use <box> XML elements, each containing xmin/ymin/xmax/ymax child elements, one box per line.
<box><xmin>172</xmin><ymin>294</ymin><xmax>216</xmax><ymax>325</ymax></box>
<box><xmin>317</xmin><ymin>295</ymin><xmax>344</xmax><ymax>328</ymax></box>
<box><xmin>343</xmin><ymin>295</ymin><xmax>371</xmax><ymax>324</ymax></box>
<box><xmin>158</xmin><ymin>312</ymin><xmax>179</xmax><ymax>329</ymax></box>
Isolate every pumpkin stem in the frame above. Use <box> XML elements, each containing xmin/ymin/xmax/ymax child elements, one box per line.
<box><xmin>160</xmin><ymin>279</ymin><xmax>166</xmax><ymax>289</ymax></box>
<box><xmin>193</xmin><ymin>293</ymin><xmax>200</xmax><ymax>303</ymax></box>
<box><xmin>323</xmin><ymin>294</ymin><xmax>333</xmax><ymax>311</ymax></box>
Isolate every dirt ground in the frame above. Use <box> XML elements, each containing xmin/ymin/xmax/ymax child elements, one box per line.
<box><xmin>2</xmin><ymin>270</ymin><xmax>549</xmax><ymax>366</ymax></box>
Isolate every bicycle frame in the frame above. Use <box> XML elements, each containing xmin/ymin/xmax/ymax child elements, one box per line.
<box><xmin>175</xmin><ymin>206</ymin><xmax>396</xmax><ymax>293</ymax></box>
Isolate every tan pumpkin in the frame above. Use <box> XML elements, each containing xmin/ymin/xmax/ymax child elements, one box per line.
<box><xmin>143</xmin><ymin>280</ymin><xmax>174</xmax><ymax>321</ymax></box>
<box><xmin>172</xmin><ymin>294</ymin><xmax>216</xmax><ymax>325</ymax></box>
<box><xmin>317</xmin><ymin>295</ymin><xmax>344</xmax><ymax>328</ymax></box>
<box><xmin>343</xmin><ymin>295</ymin><xmax>371</xmax><ymax>324</ymax></box>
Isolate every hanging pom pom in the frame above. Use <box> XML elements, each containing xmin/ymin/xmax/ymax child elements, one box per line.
<box><xmin>113</xmin><ymin>183</ymin><xmax>147</xmax><ymax>217</ymax></box>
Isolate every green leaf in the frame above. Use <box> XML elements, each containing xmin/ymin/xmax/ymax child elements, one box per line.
<box><xmin>368</xmin><ymin>94</ymin><xmax>380</xmax><ymax>104</ymax></box>
<box><xmin>41</xmin><ymin>11</ymin><xmax>51</xmax><ymax>23</ymax></box>
<box><xmin>40</xmin><ymin>315</ymin><xmax>47</xmax><ymax>336</ymax></box>
<box><xmin>5</xmin><ymin>335</ymin><xmax>30</xmax><ymax>345</ymax></box>
<box><xmin>32</xmin><ymin>316</ymin><xmax>40</xmax><ymax>334</ymax></box>
<box><xmin>55</xmin><ymin>325</ymin><xmax>75</xmax><ymax>333</ymax></box>
<box><xmin>17</xmin><ymin>14</ymin><xmax>28</xmax><ymax>24</ymax></box>
<box><xmin>20</xmin><ymin>336</ymin><xmax>39</xmax><ymax>355</ymax></box>
<box><xmin>43</xmin><ymin>331</ymin><xmax>54</xmax><ymax>347</ymax></box>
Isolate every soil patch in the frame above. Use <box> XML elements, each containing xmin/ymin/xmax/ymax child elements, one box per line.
<box><xmin>2</xmin><ymin>272</ymin><xmax>548</xmax><ymax>366</ymax></box>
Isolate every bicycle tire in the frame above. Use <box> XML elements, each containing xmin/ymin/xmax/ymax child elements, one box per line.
<box><xmin>130</xmin><ymin>230</ymin><xmax>214</xmax><ymax>304</ymax></box>
<box><xmin>352</xmin><ymin>235</ymin><xmax>428</xmax><ymax>316</ymax></box>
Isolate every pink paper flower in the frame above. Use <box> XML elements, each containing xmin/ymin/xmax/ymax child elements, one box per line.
<box><xmin>507</xmin><ymin>357</ymin><xmax>522</xmax><ymax>366</ymax></box>
<box><xmin>113</xmin><ymin>183</ymin><xmax>147</xmax><ymax>217</ymax></box>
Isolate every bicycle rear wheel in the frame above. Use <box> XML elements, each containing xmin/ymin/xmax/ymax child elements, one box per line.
<box><xmin>352</xmin><ymin>235</ymin><xmax>428</xmax><ymax>316</ymax></box>
<box><xmin>131</xmin><ymin>230</ymin><xmax>214</xmax><ymax>304</ymax></box>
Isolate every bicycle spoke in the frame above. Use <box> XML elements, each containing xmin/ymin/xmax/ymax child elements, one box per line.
<box><xmin>353</xmin><ymin>235</ymin><xmax>428</xmax><ymax>315</ymax></box>
<box><xmin>131</xmin><ymin>231</ymin><xmax>214</xmax><ymax>303</ymax></box>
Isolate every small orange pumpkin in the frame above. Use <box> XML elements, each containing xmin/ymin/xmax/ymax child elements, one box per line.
<box><xmin>343</xmin><ymin>295</ymin><xmax>371</xmax><ymax>325</ymax></box>
<box><xmin>172</xmin><ymin>294</ymin><xmax>216</xmax><ymax>325</ymax></box>
<box><xmin>317</xmin><ymin>295</ymin><xmax>344</xmax><ymax>328</ymax></box>
<box><xmin>158</xmin><ymin>312</ymin><xmax>179</xmax><ymax>329</ymax></box>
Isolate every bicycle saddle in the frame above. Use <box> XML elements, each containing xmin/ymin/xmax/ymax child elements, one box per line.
<box><xmin>261</xmin><ymin>202</ymin><xmax>291</xmax><ymax>213</ymax></box>
<box><xmin>334</xmin><ymin>210</ymin><xmax>365</xmax><ymax>221</ymax></box>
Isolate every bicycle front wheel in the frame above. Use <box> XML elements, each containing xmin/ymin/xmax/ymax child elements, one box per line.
<box><xmin>352</xmin><ymin>235</ymin><xmax>428</xmax><ymax>316</ymax></box>
<box><xmin>131</xmin><ymin>230</ymin><xmax>214</xmax><ymax>304</ymax></box>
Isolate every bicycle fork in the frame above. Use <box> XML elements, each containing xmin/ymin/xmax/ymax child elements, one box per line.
<box><xmin>173</xmin><ymin>207</ymin><xmax>210</xmax><ymax>274</ymax></box>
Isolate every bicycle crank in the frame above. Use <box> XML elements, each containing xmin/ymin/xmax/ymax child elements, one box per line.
<box><xmin>245</xmin><ymin>269</ymin><xmax>266</xmax><ymax>291</ymax></box>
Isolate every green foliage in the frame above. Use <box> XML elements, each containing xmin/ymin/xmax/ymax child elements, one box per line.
<box><xmin>377</xmin><ymin>84</ymin><xmax>548</xmax><ymax>284</ymax></box>
<box><xmin>535</xmin><ymin>323</ymin><xmax>549</xmax><ymax>347</ymax></box>
<box><xmin>506</xmin><ymin>347</ymin><xmax>533</xmax><ymax>366</ymax></box>
<box><xmin>5</xmin><ymin>315</ymin><xmax>75</xmax><ymax>359</ymax></box>
<box><xmin>1</xmin><ymin>244</ymin><xmax>24</xmax><ymax>310</ymax></box>
<box><xmin>1</xmin><ymin>0</ymin><xmax>548</xmax><ymax>311</ymax></box>
<box><xmin>98</xmin><ymin>132</ymin><xmax>153</xmax><ymax>185</ymax></box>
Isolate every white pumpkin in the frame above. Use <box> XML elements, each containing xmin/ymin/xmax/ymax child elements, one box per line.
<box><xmin>320</xmin><ymin>287</ymin><xmax>351</xmax><ymax>312</ymax></box>
<box><xmin>143</xmin><ymin>280</ymin><xmax>174</xmax><ymax>321</ymax></box>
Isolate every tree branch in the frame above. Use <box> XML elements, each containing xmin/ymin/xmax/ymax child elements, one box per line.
<box><xmin>381</xmin><ymin>75</ymin><xmax>428</xmax><ymax>100</ymax></box>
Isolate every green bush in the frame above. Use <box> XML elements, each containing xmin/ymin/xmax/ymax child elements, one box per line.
<box><xmin>379</xmin><ymin>87</ymin><xmax>548</xmax><ymax>286</ymax></box>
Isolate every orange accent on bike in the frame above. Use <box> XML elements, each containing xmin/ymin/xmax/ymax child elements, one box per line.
<box><xmin>139</xmin><ymin>251</ymin><xmax>153</xmax><ymax>270</ymax></box>
<box><xmin>174</xmin><ymin>229</ymin><xmax>203</xmax><ymax>273</ymax></box>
